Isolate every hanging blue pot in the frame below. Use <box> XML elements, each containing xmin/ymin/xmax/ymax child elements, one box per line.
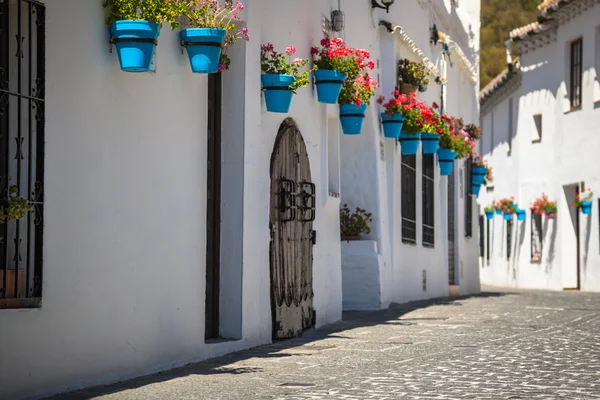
<box><xmin>110</xmin><ymin>20</ymin><xmax>160</xmax><ymax>72</ymax></box>
<box><xmin>485</xmin><ymin>210</ymin><xmax>494</xmax><ymax>220</ymax></box>
<box><xmin>437</xmin><ymin>148</ymin><xmax>457</xmax><ymax>176</ymax></box>
<box><xmin>180</xmin><ymin>28</ymin><xmax>226</xmax><ymax>73</ymax></box>
<box><xmin>421</xmin><ymin>133</ymin><xmax>440</xmax><ymax>155</ymax></box>
<box><xmin>580</xmin><ymin>201</ymin><xmax>592</xmax><ymax>215</ymax></box>
<box><xmin>495</xmin><ymin>209</ymin><xmax>502</xmax><ymax>215</ymax></box>
<box><xmin>472</xmin><ymin>165</ymin><xmax>487</xmax><ymax>186</ymax></box>
<box><xmin>261</xmin><ymin>74</ymin><xmax>295</xmax><ymax>113</ymax></box>
<box><xmin>339</xmin><ymin>103</ymin><xmax>367</xmax><ymax>135</ymax></box>
<box><xmin>381</xmin><ymin>113</ymin><xmax>405</xmax><ymax>139</ymax></box>
<box><xmin>314</xmin><ymin>69</ymin><xmax>347</xmax><ymax>104</ymax></box>
<box><xmin>504</xmin><ymin>212</ymin><xmax>513</xmax><ymax>221</ymax></box>
<box><xmin>472</xmin><ymin>184</ymin><xmax>481</xmax><ymax>196</ymax></box>
<box><xmin>516</xmin><ymin>209</ymin><xmax>526</xmax><ymax>221</ymax></box>
<box><xmin>399</xmin><ymin>131</ymin><xmax>421</xmax><ymax>155</ymax></box>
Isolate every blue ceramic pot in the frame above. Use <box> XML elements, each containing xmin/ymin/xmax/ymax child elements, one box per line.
<box><xmin>495</xmin><ymin>209</ymin><xmax>502</xmax><ymax>215</ymax></box>
<box><xmin>180</xmin><ymin>28</ymin><xmax>226</xmax><ymax>73</ymax></box>
<box><xmin>485</xmin><ymin>210</ymin><xmax>494</xmax><ymax>220</ymax></box>
<box><xmin>504</xmin><ymin>213</ymin><xmax>513</xmax><ymax>221</ymax></box>
<box><xmin>399</xmin><ymin>131</ymin><xmax>421</xmax><ymax>155</ymax></box>
<box><xmin>472</xmin><ymin>184</ymin><xmax>481</xmax><ymax>196</ymax></box>
<box><xmin>339</xmin><ymin>104</ymin><xmax>367</xmax><ymax>135</ymax></box>
<box><xmin>261</xmin><ymin>74</ymin><xmax>295</xmax><ymax>113</ymax></box>
<box><xmin>581</xmin><ymin>201</ymin><xmax>592</xmax><ymax>215</ymax></box>
<box><xmin>421</xmin><ymin>133</ymin><xmax>440</xmax><ymax>155</ymax></box>
<box><xmin>472</xmin><ymin>165</ymin><xmax>487</xmax><ymax>186</ymax></box>
<box><xmin>516</xmin><ymin>209</ymin><xmax>526</xmax><ymax>221</ymax></box>
<box><xmin>437</xmin><ymin>148</ymin><xmax>457</xmax><ymax>176</ymax></box>
<box><xmin>110</xmin><ymin>20</ymin><xmax>160</xmax><ymax>72</ymax></box>
<box><xmin>314</xmin><ymin>69</ymin><xmax>346</xmax><ymax>104</ymax></box>
<box><xmin>381</xmin><ymin>113</ymin><xmax>405</xmax><ymax>139</ymax></box>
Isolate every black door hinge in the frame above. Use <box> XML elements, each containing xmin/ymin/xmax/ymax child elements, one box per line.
<box><xmin>311</xmin><ymin>230</ymin><xmax>317</xmax><ymax>245</ymax></box>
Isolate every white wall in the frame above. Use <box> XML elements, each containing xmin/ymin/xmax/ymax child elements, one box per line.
<box><xmin>478</xmin><ymin>3</ymin><xmax>600</xmax><ymax>292</ymax></box>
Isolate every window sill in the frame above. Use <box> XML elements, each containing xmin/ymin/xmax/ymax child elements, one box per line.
<box><xmin>402</xmin><ymin>240</ymin><xmax>417</xmax><ymax>246</ymax></box>
<box><xmin>530</xmin><ymin>258</ymin><xmax>542</xmax><ymax>264</ymax></box>
<box><xmin>0</xmin><ymin>298</ymin><xmax>42</xmax><ymax>310</ymax></box>
<box><xmin>422</xmin><ymin>243</ymin><xmax>435</xmax><ymax>249</ymax></box>
<box><xmin>531</xmin><ymin>139</ymin><xmax>542</xmax><ymax>144</ymax></box>
<box><xmin>564</xmin><ymin>105</ymin><xmax>582</xmax><ymax>114</ymax></box>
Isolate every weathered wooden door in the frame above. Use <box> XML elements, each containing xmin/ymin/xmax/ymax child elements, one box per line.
<box><xmin>269</xmin><ymin>118</ymin><xmax>315</xmax><ymax>340</ymax></box>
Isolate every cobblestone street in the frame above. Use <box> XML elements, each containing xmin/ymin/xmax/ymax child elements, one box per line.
<box><xmin>50</xmin><ymin>288</ymin><xmax>600</xmax><ymax>400</ymax></box>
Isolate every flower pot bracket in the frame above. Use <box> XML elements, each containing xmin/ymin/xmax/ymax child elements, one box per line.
<box><xmin>339</xmin><ymin>113</ymin><xmax>366</xmax><ymax>118</ymax></box>
<box><xmin>109</xmin><ymin>37</ymin><xmax>157</xmax><ymax>53</ymax></box>
<box><xmin>180</xmin><ymin>39</ymin><xmax>222</xmax><ymax>54</ymax></box>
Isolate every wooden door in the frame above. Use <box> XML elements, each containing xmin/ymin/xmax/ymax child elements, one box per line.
<box><xmin>269</xmin><ymin>118</ymin><xmax>315</xmax><ymax>340</ymax></box>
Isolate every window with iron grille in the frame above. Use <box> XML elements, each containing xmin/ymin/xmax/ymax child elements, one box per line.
<box><xmin>506</xmin><ymin>219</ymin><xmax>513</xmax><ymax>260</ymax></box>
<box><xmin>0</xmin><ymin>0</ymin><xmax>45</xmax><ymax>309</ymax></box>
<box><xmin>464</xmin><ymin>158</ymin><xmax>472</xmax><ymax>237</ymax></box>
<box><xmin>486</xmin><ymin>218</ymin><xmax>490</xmax><ymax>264</ymax></box>
<box><xmin>570</xmin><ymin>38</ymin><xmax>583</xmax><ymax>109</ymax></box>
<box><xmin>401</xmin><ymin>154</ymin><xmax>416</xmax><ymax>244</ymax></box>
<box><xmin>478</xmin><ymin>215</ymin><xmax>484</xmax><ymax>260</ymax></box>
<box><xmin>422</xmin><ymin>154</ymin><xmax>434</xmax><ymax>247</ymax></box>
<box><xmin>531</xmin><ymin>212</ymin><xmax>543</xmax><ymax>262</ymax></box>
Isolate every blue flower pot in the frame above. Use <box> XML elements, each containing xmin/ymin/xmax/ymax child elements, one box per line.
<box><xmin>421</xmin><ymin>133</ymin><xmax>440</xmax><ymax>155</ymax></box>
<box><xmin>381</xmin><ymin>113</ymin><xmax>405</xmax><ymax>139</ymax></box>
<box><xmin>180</xmin><ymin>28</ymin><xmax>226</xmax><ymax>73</ymax></box>
<box><xmin>399</xmin><ymin>131</ymin><xmax>421</xmax><ymax>155</ymax></box>
<box><xmin>314</xmin><ymin>69</ymin><xmax>346</xmax><ymax>104</ymax></box>
<box><xmin>495</xmin><ymin>209</ymin><xmax>502</xmax><ymax>215</ymax></box>
<box><xmin>472</xmin><ymin>166</ymin><xmax>487</xmax><ymax>186</ymax></box>
<box><xmin>110</xmin><ymin>20</ymin><xmax>160</xmax><ymax>72</ymax></box>
<box><xmin>516</xmin><ymin>209</ymin><xmax>526</xmax><ymax>221</ymax></box>
<box><xmin>437</xmin><ymin>148</ymin><xmax>457</xmax><ymax>176</ymax></box>
<box><xmin>485</xmin><ymin>210</ymin><xmax>494</xmax><ymax>220</ymax></box>
<box><xmin>472</xmin><ymin>184</ymin><xmax>481</xmax><ymax>196</ymax></box>
<box><xmin>504</xmin><ymin>213</ymin><xmax>513</xmax><ymax>221</ymax></box>
<box><xmin>580</xmin><ymin>201</ymin><xmax>592</xmax><ymax>215</ymax></box>
<box><xmin>339</xmin><ymin>104</ymin><xmax>367</xmax><ymax>135</ymax></box>
<box><xmin>261</xmin><ymin>74</ymin><xmax>295</xmax><ymax>113</ymax></box>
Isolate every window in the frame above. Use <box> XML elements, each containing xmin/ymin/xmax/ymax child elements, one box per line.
<box><xmin>533</xmin><ymin>114</ymin><xmax>542</xmax><ymax>142</ymax></box>
<box><xmin>464</xmin><ymin>158</ymin><xmax>473</xmax><ymax>237</ymax></box>
<box><xmin>506</xmin><ymin>219</ymin><xmax>513</xmax><ymax>260</ymax></box>
<box><xmin>401</xmin><ymin>154</ymin><xmax>417</xmax><ymax>244</ymax></box>
<box><xmin>570</xmin><ymin>38</ymin><xmax>583</xmax><ymax>109</ymax></box>
<box><xmin>0</xmin><ymin>1</ymin><xmax>45</xmax><ymax>309</ymax></box>
<box><xmin>478</xmin><ymin>215</ymin><xmax>484</xmax><ymax>260</ymax></box>
<box><xmin>531</xmin><ymin>212</ymin><xmax>543</xmax><ymax>262</ymax></box>
<box><xmin>422</xmin><ymin>154</ymin><xmax>435</xmax><ymax>247</ymax></box>
<box><xmin>486</xmin><ymin>218</ymin><xmax>491</xmax><ymax>264</ymax></box>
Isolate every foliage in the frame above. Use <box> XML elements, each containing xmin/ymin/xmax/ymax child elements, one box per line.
<box><xmin>260</xmin><ymin>44</ymin><xmax>315</xmax><ymax>93</ymax></box>
<box><xmin>571</xmin><ymin>189</ymin><xmax>593</xmax><ymax>208</ymax></box>
<box><xmin>439</xmin><ymin>120</ymin><xmax>476</xmax><ymax>159</ymax></box>
<box><xmin>340</xmin><ymin>204</ymin><xmax>372</xmax><ymax>238</ymax></box>
<box><xmin>0</xmin><ymin>186</ymin><xmax>32</xmax><ymax>242</ymax></box>
<box><xmin>105</xmin><ymin>0</ymin><xmax>187</xmax><ymax>28</ymax></box>
<box><xmin>481</xmin><ymin>0</ymin><xmax>543</xmax><ymax>88</ymax></box>
<box><xmin>484</xmin><ymin>167</ymin><xmax>494</xmax><ymax>186</ymax></box>
<box><xmin>185</xmin><ymin>0</ymin><xmax>249</xmax><ymax>72</ymax></box>
<box><xmin>495</xmin><ymin>197</ymin><xmax>517</xmax><ymax>214</ymax></box>
<box><xmin>397</xmin><ymin>58</ymin><xmax>430</xmax><ymax>86</ymax></box>
<box><xmin>377</xmin><ymin>92</ymin><xmax>440</xmax><ymax>134</ymax></box>
<box><xmin>531</xmin><ymin>194</ymin><xmax>557</xmax><ymax>218</ymax></box>
<box><xmin>484</xmin><ymin>204</ymin><xmax>495</xmax><ymax>213</ymax></box>
<box><xmin>311</xmin><ymin>37</ymin><xmax>377</xmax><ymax>106</ymax></box>
<box><xmin>464</xmin><ymin>124</ymin><xmax>482</xmax><ymax>140</ymax></box>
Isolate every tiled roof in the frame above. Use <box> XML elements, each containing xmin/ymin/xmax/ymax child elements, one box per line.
<box><xmin>538</xmin><ymin>0</ymin><xmax>562</xmax><ymax>13</ymax></box>
<box><xmin>509</xmin><ymin>22</ymin><xmax>542</xmax><ymax>40</ymax></box>
<box><xmin>479</xmin><ymin>59</ymin><xmax>520</xmax><ymax>101</ymax></box>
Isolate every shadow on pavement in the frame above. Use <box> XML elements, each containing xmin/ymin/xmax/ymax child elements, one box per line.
<box><xmin>46</xmin><ymin>291</ymin><xmax>512</xmax><ymax>400</ymax></box>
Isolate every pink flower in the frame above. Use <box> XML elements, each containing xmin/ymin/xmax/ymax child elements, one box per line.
<box><xmin>367</xmin><ymin>60</ymin><xmax>375</xmax><ymax>70</ymax></box>
<box><xmin>218</xmin><ymin>64</ymin><xmax>226</xmax><ymax>72</ymax></box>
<box><xmin>235</xmin><ymin>1</ymin><xmax>244</xmax><ymax>11</ymax></box>
<box><xmin>293</xmin><ymin>58</ymin><xmax>302</xmax><ymax>65</ymax></box>
<box><xmin>285</xmin><ymin>45</ymin><xmax>296</xmax><ymax>55</ymax></box>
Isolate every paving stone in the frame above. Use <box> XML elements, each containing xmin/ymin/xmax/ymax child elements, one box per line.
<box><xmin>48</xmin><ymin>287</ymin><xmax>600</xmax><ymax>400</ymax></box>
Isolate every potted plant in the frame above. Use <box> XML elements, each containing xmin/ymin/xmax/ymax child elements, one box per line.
<box><xmin>337</xmin><ymin>50</ymin><xmax>378</xmax><ymax>135</ymax></box>
<box><xmin>397</xmin><ymin>59</ymin><xmax>430</xmax><ymax>95</ymax></box>
<box><xmin>464</xmin><ymin>123</ymin><xmax>482</xmax><ymax>141</ymax></box>
<box><xmin>421</xmin><ymin>101</ymin><xmax>443</xmax><ymax>154</ymax></box>
<box><xmin>310</xmin><ymin>37</ymin><xmax>359</xmax><ymax>104</ymax></box>
<box><xmin>531</xmin><ymin>193</ymin><xmax>557</xmax><ymax>219</ymax></box>
<box><xmin>471</xmin><ymin>154</ymin><xmax>489</xmax><ymax>188</ymax></box>
<box><xmin>340</xmin><ymin>204</ymin><xmax>372</xmax><ymax>241</ymax></box>
<box><xmin>484</xmin><ymin>205</ymin><xmax>494</xmax><ymax>220</ymax></box>
<box><xmin>385</xmin><ymin>93</ymin><xmax>434</xmax><ymax>155</ymax></box>
<box><xmin>182</xmin><ymin>0</ymin><xmax>249</xmax><ymax>74</ymax></box>
<box><xmin>376</xmin><ymin>91</ymin><xmax>407</xmax><ymax>139</ymax></box>
<box><xmin>105</xmin><ymin>0</ymin><xmax>187</xmax><ymax>72</ymax></box>
<box><xmin>571</xmin><ymin>189</ymin><xmax>593</xmax><ymax>215</ymax></box>
<box><xmin>497</xmin><ymin>197</ymin><xmax>517</xmax><ymax>220</ymax></box>
<box><xmin>437</xmin><ymin>118</ymin><xmax>476</xmax><ymax>176</ymax></box>
<box><xmin>1</xmin><ymin>186</ymin><xmax>32</xmax><ymax>241</ymax></box>
<box><xmin>516</xmin><ymin>209</ymin><xmax>527</xmax><ymax>221</ymax></box>
<box><xmin>260</xmin><ymin>44</ymin><xmax>314</xmax><ymax>113</ymax></box>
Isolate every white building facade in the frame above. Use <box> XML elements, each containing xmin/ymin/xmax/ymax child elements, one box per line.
<box><xmin>0</xmin><ymin>1</ymin><xmax>480</xmax><ymax>399</ymax></box>
<box><xmin>479</xmin><ymin>0</ymin><xmax>600</xmax><ymax>291</ymax></box>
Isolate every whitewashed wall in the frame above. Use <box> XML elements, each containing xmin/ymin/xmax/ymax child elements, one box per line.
<box><xmin>478</xmin><ymin>4</ymin><xmax>600</xmax><ymax>291</ymax></box>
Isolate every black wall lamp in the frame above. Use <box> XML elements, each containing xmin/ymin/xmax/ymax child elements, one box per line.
<box><xmin>371</xmin><ymin>0</ymin><xmax>395</xmax><ymax>13</ymax></box>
